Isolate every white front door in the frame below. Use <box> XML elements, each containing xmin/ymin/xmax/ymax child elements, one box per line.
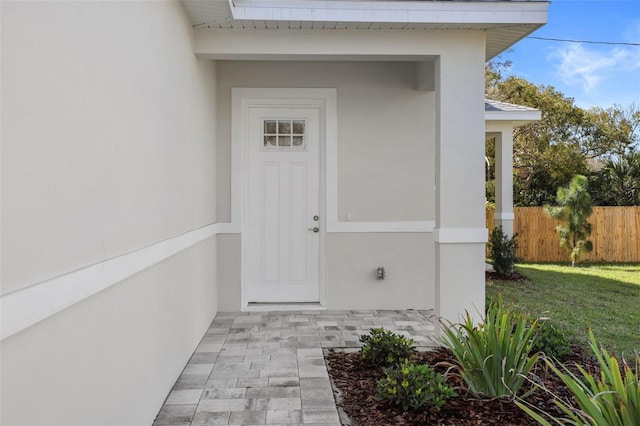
<box><xmin>246</xmin><ymin>106</ymin><xmax>321</xmax><ymax>303</ymax></box>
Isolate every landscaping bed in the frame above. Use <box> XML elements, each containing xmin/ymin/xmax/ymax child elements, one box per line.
<box><xmin>324</xmin><ymin>263</ymin><xmax>640</xmax><ymax>426</ymax></box>
<box><xmin>485</xmin><ymin>270</ymin><xmax>528</xmax><ymax>282</ymax></box>
<box><xmin>326</xmin><ymin>346</ymin><xmax>597</xmax><ymax>426</ymax></box>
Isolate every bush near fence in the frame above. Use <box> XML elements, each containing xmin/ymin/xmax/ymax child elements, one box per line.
<box><xmin>486</xmin><ymin>207</ymin><xmax>640</xmax><ymax>263</ymax></box>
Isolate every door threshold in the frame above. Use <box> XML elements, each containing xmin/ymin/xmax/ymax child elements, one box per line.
<box><xmin>243</xmin><ymin>302</ymin><xmax>325</xmax><ymax>312</ymax></box>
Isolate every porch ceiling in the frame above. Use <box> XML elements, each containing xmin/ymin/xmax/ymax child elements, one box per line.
<box><xmin>180</xmin><ymin>0</ymin><xmax>548</xmax><ymax>60</ymax></box>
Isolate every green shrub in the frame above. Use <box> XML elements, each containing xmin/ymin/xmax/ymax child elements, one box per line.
<box><xmin>441</xmin><ymin>298</ymin><xmax>539</xmax><ymax>399</ymax></box>
<box><xmin>360</xmin><ymin>328</ymin><xmax>416</xmax><ymax>367</ymax></box>
<box><xmin>376</xmin><ymin>359</ymin><xmax>457</xmax><ymax>410</ymax></box>
<box><xmin>517</xmin><ymin>329</ymin><xmax>640</xmax><ymax>426</ymax></box>
<box><xmin>530</xmin><ymin>319</ymin><xmax>572</xmax><ymax>359</ymax></box>
<box><xmin>488</xmin><ymin>226</ymin><xmax>518</xmax><ymax>275</ymax></box>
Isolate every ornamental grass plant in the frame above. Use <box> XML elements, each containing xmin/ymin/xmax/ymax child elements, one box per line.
<box><xmin>517</xmin><ymin>329</ymin><xmax>640</xmax><ymax>426</ymax></box>
<box><xmin>441</xmin><ymin>298</ymin><xmax>539</xmax><ymax>399</ymax></box>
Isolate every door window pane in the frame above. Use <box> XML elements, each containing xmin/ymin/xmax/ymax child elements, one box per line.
<box><xmin>292</xmin><ymin>120</ymin><xmax>305</xmax><ymax>134</ymax></box>
<box><xmin>263</xmin><ymin>119</ymin><xmax>305</xmax><ymax>150</ymax></box>
<box><xmin>264</xmin><ymin>136</ymin><xmax>277</xmax><ymax>148</ymax></box>
<box><xmin>278</xmin><ymin>121</ymin><xmax>291</xmax><ymax>134</ymax></box>
<box><xmin>264</xmin><ymin>120</ymin><xmax>277</xmax><ymax>134</ymax></box>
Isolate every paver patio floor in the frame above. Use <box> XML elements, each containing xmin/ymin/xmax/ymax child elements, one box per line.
<box><xmin>153</xmin><ymin>310</ymin><xmax>437</xmax><ymax>426</ymax></box>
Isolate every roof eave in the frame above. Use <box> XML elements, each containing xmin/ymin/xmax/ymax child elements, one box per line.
<box><xmin>232</xmin><ymin>1</ymin><xmax>549</xmax><ymax>62</ymax></box>
<box><xmin>182</xmin><ymin>0</ymin><xmax>549</xmax><ymax>61</ymax></box>
<box><xmin>230</xmin><ymin>0</ymin><xmax>549</xmax><ymax>26</ymax></box>
<box><xmin>485</xmin><ymin>111</ymin><xmax>542</xmax><ymax>125</ymax></box>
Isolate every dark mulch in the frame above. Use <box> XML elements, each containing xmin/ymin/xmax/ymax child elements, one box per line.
<box><xmin>485</xmin><ymin>270</ymin><xmax>529</xmax><ymax>282</ymax></box>
<box><xmin>326</xmin><ymin>346</ymin><xmax>599</xmax><ymax>426</ymax></box>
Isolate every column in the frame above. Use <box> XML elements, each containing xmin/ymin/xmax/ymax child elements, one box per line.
<box><xmin>494</xmin><ymin>126</ymin><xmax>514</xmax><ymax>236</ymax></box>
<box><xmin>433</xmin><ymin>42</ymin><xmax>487</xmax><ymax>327</ymax></box>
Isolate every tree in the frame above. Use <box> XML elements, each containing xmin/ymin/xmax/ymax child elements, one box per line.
<box><xmin>485</xmin><ymin>64</ymin><xmax>590</xmax><ymax>206</ymax></box>
<box><xmin>599</xmin><ymin>151</ymin><xmax>640</xmax><ymax>206</ymax></box>
<box><xmin>484</xmin><ymin>61</ymin><xmax>640</xmax><ymax>206</ymax></box>
<box><xmin>544</xmin><ymin>175</ymin><xmax>594</xmax><ymax>267</ymax></box>
<box><xmin>586</xmin><ymin>104</ymin><xmax>640</xmax><ymax>159</ymax></box>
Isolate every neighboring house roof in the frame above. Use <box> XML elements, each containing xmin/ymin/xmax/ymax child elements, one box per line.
<box><xmin>485</xmin><ymin>99</ymin><xmax>541</xmax><ymax>123</ymax></box>
<box><xmin>180</xmin><ymin>0</ymin><xmax>549</xmax><ymax>60</ymax></box>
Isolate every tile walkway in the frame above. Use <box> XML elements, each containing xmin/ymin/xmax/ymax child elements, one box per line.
<box><xmin>153</xmin><ymin>310</ymin><xmax>437</xmax><ymax>426</ymax></box>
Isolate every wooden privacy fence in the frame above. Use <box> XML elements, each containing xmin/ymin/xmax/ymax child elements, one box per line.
<box><xmin>486</xmin><ymin>206</ymin><xmax>640</xmax><ymax>263</ymax></box>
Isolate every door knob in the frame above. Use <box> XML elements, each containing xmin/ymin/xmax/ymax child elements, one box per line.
<box><xmin>308</xmin><ymin>227</ymin><xmax>320</xmax><ymax>233</ymax></box>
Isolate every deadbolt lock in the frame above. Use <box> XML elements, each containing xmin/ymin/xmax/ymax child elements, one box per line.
<box><xmin>313</xmin><ymin>215</ymin><xmax>319</xmax><ymax>221</ymax></box>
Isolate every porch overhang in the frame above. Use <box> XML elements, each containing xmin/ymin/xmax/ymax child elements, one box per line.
<box><xmin>181</xmin><ymin>0</ymin><xmax>549</xmax><ymax>60</ymax></box>
<box><xmin>485</xmin><ymin>98</ymin><xmax>542</xmax><ymax>128</ymax></box>
<box><xmin>484</xmin><ymin>99</ymin><xmax>541</xmax><ymax>236</ymax></box>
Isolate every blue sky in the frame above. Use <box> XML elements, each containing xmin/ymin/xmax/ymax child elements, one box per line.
<box><xmin>501</xmin><ymin>0</ymin><xmax>640</xmax><ymax>109</ymax></box>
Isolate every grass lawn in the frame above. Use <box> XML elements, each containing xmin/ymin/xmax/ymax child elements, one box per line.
<box><xmin>486</xmin><ymin>263</ymin><xmax>640</xmax><ymax>356</ymax></box>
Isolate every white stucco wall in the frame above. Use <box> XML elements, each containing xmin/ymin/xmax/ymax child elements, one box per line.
<box><xmin>326</xmin><ymin>233</ymin><xmax>433</xmax><ymax>309</ymax></box>
<box><xmin>217</xmin><ymin>233</ymin><xmax>242</xmax><ymax>310</ymax></box>
<box><xmin>1</xmin><ymin>0</ymin><xmax>217</xmax><ymax>293</ymax></box>
<box><xmin>433</xmin><ymin>36</ymin><xmax>487</xmax><ymax>324</ymax></box>
<box><xmin>216</xmin><ymin>61</ymin><xmax>434</xmax><ymax>223</ymax></box>
<box><xmin>217</xmin><ymin>232</ymin><xmax>433</xmax><ymax>311</ymax></box>
<box><xmin>215</xmin><ymin>61</ymin><xmax>435</xmax><ymax>311</ymax></box>
<box><xmin>1</xmin><ymin>1</ymin><xmax>219</xmax><ymax>424</ymax></box>
<box><xmin>1</xmin><ymin>239</ymin><xmax>217</xmax><ymax>426</ymax></box>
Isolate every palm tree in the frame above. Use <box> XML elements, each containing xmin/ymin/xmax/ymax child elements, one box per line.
<box><xmin>544</xmin><ymin>175</ymin><xmax>594</xmax><ymax>266</ymax></box>
<box><xmin>602</xmin><ymin>151</ymin><xmax>640</xmax><ymax>206</ymax></box>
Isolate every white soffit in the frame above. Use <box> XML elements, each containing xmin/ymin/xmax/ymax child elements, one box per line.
<box><xmin>180</xmin><ymin>0</ymin><xmax>549</xmax><ymax>59</ymax></box>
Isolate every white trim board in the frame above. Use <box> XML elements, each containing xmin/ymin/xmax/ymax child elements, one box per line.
<box><xmin>434</xmin><ymin>227</ymin><xmax>488</xmax><ymax>244</ymax></box>
<box><xmin>0</xmin><ymin>223</ymin><xmax>220</xmax><ymax>341</ymax></box>
<box><xmin>216</xmin><ymin>221</ymin><xmax>434</xmax><ymax>234</ymax></box>
<box><xmin>494</xmin><ymin>212</ymin><xmax>515</xmax><ymax>221</ymax></box>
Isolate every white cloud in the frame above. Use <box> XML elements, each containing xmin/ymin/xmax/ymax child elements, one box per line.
<box><xmin>550</xmin><ymin>43</ymin><xmax>640</xmax><ymax>92</ymax></box>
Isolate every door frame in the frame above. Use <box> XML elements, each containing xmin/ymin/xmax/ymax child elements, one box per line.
<box><xmin>231</xmin><ymin>88</ymin><xmax>336</xmax><ymax>309</ymax></box>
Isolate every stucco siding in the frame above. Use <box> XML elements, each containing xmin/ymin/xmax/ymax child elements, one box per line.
<box><xmin>326</xmin><ymin>233</ymin><xmax>433</xmax><ymax>310</ymax></box>
<box><xmin>215</xmin><ymin>233</ymin><xmax>433</xmax><ymax>311</ymax></box>
<box><xmin>217</xmin><ymin>233</ymin><xmax>242</xmax><ymax>311</ymax></box>
<box><xmin>1</xmin><ymin>0</ymin><xmax>218</xmax><ymax>294</ymax></box>
<box><xmin>433</xmin><ymin>38</ymin><xmax>487</xmax><ymax>323</ymax></box>
<box><xmin>0</xmin><ymin>238</ymin><xmax>217</xmax><ymax>426</ymax></box>
<box><xmin>215</xmin><ymin>61</ymin><xmax>435</xmax><ymax>311</ymax></box>
<box><xmin>1</xmin><ymin>1</ymin><xmax>219</xmax><ymax>424</ymax></box>
<box><xmin>216</xmin><ymin>60</ymin><xmax>434</xmax><ymax>224</ymax></box>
